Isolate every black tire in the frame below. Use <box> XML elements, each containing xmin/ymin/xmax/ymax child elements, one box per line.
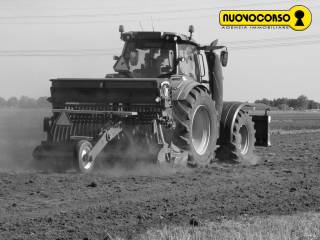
<box><xmin>172</xmin><ymin>87</ymin><xmax>218</xmax><ymax>167</ymax></box>
<box><xmin>74</xmin><ymin>140</ymin><xmax>94</xmax><ymax>173</ymax></box>
<box><xmin>217</xmin><ymin>109</ymin><xmax>256</xmax><ymax>163</ymax></box>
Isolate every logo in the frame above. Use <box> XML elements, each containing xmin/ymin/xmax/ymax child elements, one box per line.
<box><xmin>219</xmin><ymin>5</ymin><xmax>312</xmax><ymax>31</ymax></box>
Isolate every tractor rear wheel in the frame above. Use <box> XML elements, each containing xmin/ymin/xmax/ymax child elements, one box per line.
<box><xmin>172</xmin><ymin>87</ymin><xmax>218</xmax><ymax>167</ymax></box>
<box><xmin>217</xmin><ymin>109</ymin><xmax>256</xmax><ymax>163</ymax></box>
<box><xmin>74</xmin><ymin>140</ymin><xmax>95</xmax><ymax>173</ymax></box>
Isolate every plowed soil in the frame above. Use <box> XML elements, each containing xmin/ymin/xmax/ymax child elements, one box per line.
<box><xmin>1</xmin><ymin>131</ymin><xmax>320</xmax><ymax>240</ymax></box>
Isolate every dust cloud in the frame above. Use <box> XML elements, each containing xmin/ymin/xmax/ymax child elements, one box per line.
<box><xmin>95</xmin><ymin>133</ymin><xmax>188</xmax><ymax>177</ymax></box>
<box><xmin>0</xmin><ymin>109</ymin><xmax>49</xmax><ymax>171</ymax></box>
<box><xmin>241</xmin><ymin>153</ymin><xmax>261</xmax><ymax>165</ymax></box>
<box><xmin>0</xmin><ymin>109</ymin><xmax>187</xmax><ymax>175</ymax></box>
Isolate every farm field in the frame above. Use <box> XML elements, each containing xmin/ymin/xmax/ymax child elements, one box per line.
<box><xmin>0</xmin><ymin>109</ymin><xmax>319</xmax><ymax>239</ymax></box>
<box><xmin>270</xmin><ymin>111</ymin><xmax>320</xmax><ymax>131</ymax></box>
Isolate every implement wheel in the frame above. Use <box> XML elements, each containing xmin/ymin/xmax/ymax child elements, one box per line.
<box><xmin>74</xmin><ymin>140</ymin><xmax>94</xmax><ymax>173</ymax></box>
<box><xmin>172</xmin><ymin>87</ymin><xmax>218</xmax><ymax>167</ymax></box>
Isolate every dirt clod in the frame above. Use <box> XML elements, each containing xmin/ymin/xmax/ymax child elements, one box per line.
<box><xmin>25</xmin><ymin>180</ymin><xmax>34</xmax><ymax>184</ymax></box>
<box><xmin>189</xmin><ymin>214</ymin><xmax>199</xmax><ymax>226</ymax></box>
<box><xmin>87</xmin><ymin>182</ymin><xmax>97</xmax><ymax>188</ymax></box>
<box><xmin>290</xmin><ymin>187</ymin><xmax>297</xmax><ymax>192</ymax></box>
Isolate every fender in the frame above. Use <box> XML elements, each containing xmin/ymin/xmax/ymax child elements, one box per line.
<box><xmin>219</xmin><ymin>101</ymin><xmax>270</xmax><ymax>147</ymax></box>
<box><xmin>171</xmin><ymin>78</ymin><xmax>209</xmax><ymax>101</ymax></box>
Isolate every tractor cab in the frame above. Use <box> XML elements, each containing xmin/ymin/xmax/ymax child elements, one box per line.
<box><xmin>113</xmin><ymin>26</ymin><xmax>209</xmax><ymax>81</ymax></box>
<box><xmin>114</xmin><ymin>37</ymin><xmax>176</xmax><ymax>78</ymax></box>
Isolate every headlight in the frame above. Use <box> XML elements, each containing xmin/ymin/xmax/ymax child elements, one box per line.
<box><xmin>160</xmin><ymin>81</ymin><xmax>170</xmax><ymax>99</ymax></box>
<box><xmin>155</xmin><ymin>97</ymin><xmax>161</xmax><ymax>103</ymax></box>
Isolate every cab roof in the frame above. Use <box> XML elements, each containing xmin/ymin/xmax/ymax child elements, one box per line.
<box><xmin>120</xmin><ymin>31</ymin><xmax>200</xmax><ymax>47</ymax></box>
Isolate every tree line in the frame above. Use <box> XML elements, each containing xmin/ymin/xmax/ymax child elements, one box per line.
<box><xmin>0</xmin><ymin>94</ymin><xmax>319</xmax><ymax>110</ymax></box>
<box><xmin>255</xmin><ymin>95</ymin><xmax>320</xmax><ymax>110</ymax></box>
<box><xmin>0</xmin><ymin>96</ymin><xmax>51</xmax><ymax>108</ymax></box>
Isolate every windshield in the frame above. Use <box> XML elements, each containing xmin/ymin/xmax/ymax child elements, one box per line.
<box><xmin>114</xmin><ymin>40</ymin><xmax>175</xmax><ymax>78</ymax></box>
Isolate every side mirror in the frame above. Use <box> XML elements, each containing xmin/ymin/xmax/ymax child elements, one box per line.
<box><xmin>113</xmin><ymin>55</ymin><xmax>120</xmax><ymax>61</ymax></box>
<box><xmin>119</xmin><ymin>25</ymin><xmax>124</xmax><ymax>38</ymax></box>
<box><xmin>220</xmin><ymin>50</ymin><xmax>228</xmax><ymax>67</ymax></box>
<box><xmin>119</xmin><ymin>25</ymin><xmax>124</xmax><ymax>33</ymax></box>
<box><xmin>188</xmin><ymin>25</ymin><xmax>194</xmax><ymax>39</ymax></box>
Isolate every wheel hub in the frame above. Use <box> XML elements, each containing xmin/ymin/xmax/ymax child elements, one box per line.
<box><xmin>80</xmin><ymin>146</ymin><xmax>92</xmax><ymax>170</ymax></box>
<box><xmin>239</xmin><ymin>125</ymin><xmax>249</xmax><ymax>155</ymax></box>
<box><xmin>191</xmin><ymin>105</ymin><xmax>210</xmax><ymax>155</ymax></box>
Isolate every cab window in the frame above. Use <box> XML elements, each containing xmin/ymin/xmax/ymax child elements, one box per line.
<box><xmin>177</xmin><ymin>44</ymin><xmax>200</xmax><ymax>81</ymax></box>
<box><xmin>114</xmin><ymin>40</ymin><xmax>175</xmax><ymax>78</ymax></box>
<box><xmin>198</xmin><ymin>50</ymin><xmax>209</xmax><ymax>83</ymax></box>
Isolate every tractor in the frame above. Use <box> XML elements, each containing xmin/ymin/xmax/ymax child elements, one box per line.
<box><xmin>33</xmin><ymin>25</ymin><xmax>270</xmax><ymax>173</ymax></box>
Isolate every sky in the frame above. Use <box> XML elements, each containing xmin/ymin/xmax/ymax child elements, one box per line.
<box><xmin>0</xmin><ymin>0</ymin><xmax>319</xmax><ymax>102</ymax></box>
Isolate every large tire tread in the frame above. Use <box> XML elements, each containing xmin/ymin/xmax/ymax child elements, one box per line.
<box><xmin>172</xmin><ymin>86</ymin><xmax>218</xmax><ymax>167</ymax></box>
<box><xmin>217</xmin><ymin>109</ymin><xmax>256</xmax><ymax>163</ymax></box>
